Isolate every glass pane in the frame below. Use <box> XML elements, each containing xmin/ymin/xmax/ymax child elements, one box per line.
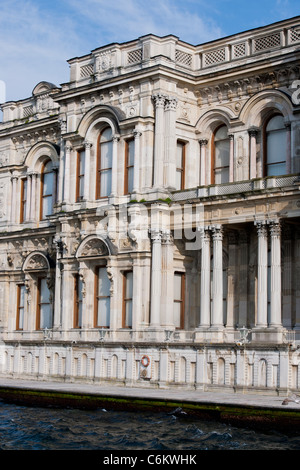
<box><xmin>267</xmin><ymin>163</ymin><xmax>286</xmax><ymax>176</ymax></box>
<box><xmin>127</xmin><ymin>167</ymin><xmax>134</xmax><ymax>194</ymax></box>
<box><xmin>100</xmin><ymin>169</ymin><xmax>112</xmax><ymax>197</ymax></box>
<box><xmin>174</xmin><ymin>274</ymin><xmax>182</xmax><ymax>301</ymax></box>
<box><xmin>40</xmin><ymin>279</ymin><xmax>50</xmax><ymax>303</ymax></box>
<box><xmin>40</xmin><ymin>304</ymin><xmax>52</xmax><ymax>329</ymax></box>
<box><xmin>176</xmin><ymin>143</ymin><xmax>183</xmax><ymax>168</ymax></box>
<box><xmin>128</xmin><ymin>140</ymin><xmax>134</xmax><ymax>166</ymax></box>
<box><xmin>79</xmin><ymin>151</ymin><xmax>85</xmax><ymax>173</ymax></box>
<box><xmin>101</xmin><ymin>127</ymin><xmax>112</xmax><ymax>142</ymax></box>
<box><xmin>42</xmin><ymin>195</ymin><xmax>53</xmax><ymax>217</ymax></box>
<box><xmin>43</xmin><ymin>171</ymin><xmax>53</xmax><ymax>196</ymax></box>
<box><xmin>266</xmin><ymin>115</ymin><xmax>285</xmax><ymax>132</ymax></box>
<box><xmin>78</xmin><ymin>303</ymin><xmax>83</xmax><ymax>327</ymax></box>
<box><xmin>126</xmin><ymin>272</ymin><xmax>133</xmax><ymax>298</ymax></box>
<box><xmin>215</xmin><ymin>167</ymin><xmax>229</xmax><ymax>185</ymax></box>
<box><xmin>98</xmin><ymin>268</ymin><xmax>110</xmax><ymax>296</ymax></box>
<box><xmin>125</xmin><ymin>300</ymin><xmax>132</xmax><ymax>328</ymax></box>
<box><xmin>101</xmin><ymin>141</ymin><xmax>112</xmax><ymax>169</ymax></box>
<box><xmin>97</xmin><ymin>298</ymin><xmax>110</xmax><ymax>327</ymax></box>
<box><xmin>267</xmin><ymin>129</ymin><xmax>286</xmax><ymax>164</ymax></box>
<box><xmin>215</xmin><ymin>141</ymin><xmax>230</xmax><ymax>167</ymax></box>
<box><xmin>174</xmin><ymin>302</ymin><xmax>181</xmax><ymax>328</ymax></box>
<box><xmin>215</xmin><ymin>125</ymin><xmax>228</xmax><ymax>140</ymax></box>
<box><xmin>175</xmin><ymin>170</ymin><xmax>182</xmax><ymax>191</ymax></box>
<box><xmin>19</xmin><ymin>285</ymin><xmax>25</xmax><ymax>308</ymax></box>
<box><xmin>19</xmin><ymin>307</ymin><xmax>24</xmax><ymax>329</ymax></box>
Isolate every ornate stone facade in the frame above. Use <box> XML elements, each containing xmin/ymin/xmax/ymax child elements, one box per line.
<box><xmin>0</xmin><ymin>17</ymin><xmax>300</xmax><ymax>393</ymax></box>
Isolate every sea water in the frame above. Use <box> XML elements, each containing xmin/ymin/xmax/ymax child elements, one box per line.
<box><xmin>0</xmin><ymin>401</ymin><xmax>299</xmax><ymax>451</ymax></box>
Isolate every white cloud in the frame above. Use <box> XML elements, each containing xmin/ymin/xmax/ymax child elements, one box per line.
<box><xmin>67</xmin><ymin>0</ymin><xmax>222</xmax><ymax>45</ymax></box>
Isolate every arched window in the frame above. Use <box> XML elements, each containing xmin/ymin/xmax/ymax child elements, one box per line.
<box><xmin>40</xmin><ymin>159</ymin><xmax>54</xmax><ymax>219</ymax></box>
<box><xmin>96</xmin><ymin>127</ymin><xmax>113</xmax><ymax>199</ymax></box>
<box><xmin>212</xmin><ymin>125</ymin><xmax>230</xmax><ymax>184</ymax></box>
<box><xmin>264</xmin><ymin>114</ymin><xmax>286</xmax><ymax>176</ymax></box>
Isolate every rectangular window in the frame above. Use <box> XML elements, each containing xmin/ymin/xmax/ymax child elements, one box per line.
<box><xmin>122</xmin><ymin>271</ymin><xmax>133</xmax><ymax>328</ymax></box>
<box><xmin>16</xmin><ymin>284</ymin><xmax>26</xmax><ymax>330</ymax></box>
<box><xmin>173</xmin><ymin>272</ymin><xmax>185</xmax><ymax>329</ymax></box>
<box><xmin>76</xmin><ymin>149</ymin><xmax>85</xmax><ymax>201</ymax></box>
<box><xmin>74</xmin><ymin>274</ymin><xmax>83</xmax><ymax>328</ymax></box>
<box><xmin>36</xmin><ymin>278</ymin><xmax>52</xmax><ymax>330</ymax></box>
<box><xmin>20</xmin><ymin>178</ymin><xmax>27</xmax><ymax>223</ymax></box>
<box><xmin>94</xmin><ymin>267</ymin><xmax>110</xmax><ymax>327</ymax></box>
<box><xmin>124</xmin><ymin>138</ymin><xmax>134</xmax><ymax>194</ymax></box>
<box><xmin>176</xmin><ymin>141</ymin><xmax>186</xmax><ymax>190</ymax></box>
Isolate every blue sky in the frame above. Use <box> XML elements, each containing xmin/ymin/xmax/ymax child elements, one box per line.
<box><xmin>0</xmin><ymin>0</ymin><xmax>299</xmax><ymax>103</ymax></box>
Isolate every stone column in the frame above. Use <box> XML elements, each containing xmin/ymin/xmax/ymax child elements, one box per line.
<box><xmin>199</xmin><ymin>139</ymin><xmax>208</xmax><ymax>186</ymax></box>
<box><xmin>199</xmin><ymin>226</ymin><xmax>211</xmax><ymax>328</ymax></box>
<box><xmin>269</xmin><ymin>220</ymin><xmax>282</xmax><ymax>328</ymax></box>
<box><xmin>164</xmin><ymin>97</ymin><xmax>177</xmax><ymax>189</ymax></box>
<box><xmin>229</xmin><ymin>134</ymin><xmax>234</xmax><ymax>182</ymax></box>
<box><xmin>255</xmin><ymin>221</ymin><xmax>268</xmax><ymax>328</ymax></box>
<box><xmin>161</xmin><ymin>230</ymin><xmax>174</xmax><ymax>329</ymax></box>
<box><xmin>211</xmin><ymin>225</ymin><xmax>224</xmax><ymax>328</ymax></box>
<box><xmin>111</xmin><ymin>135</ymin><xmax>120</xmax><ymax>196</ymax></box>
<box><xmin>149</xmin><ymin>228</ymin><xmax>162</xmax><ymax>328</ymax></box>
<box><xmin>63</xmin><ymin>145</ymin><xmax>71</xmax><ymax>203</ymax></box>
<box><xmin>133</xmin><ymin>129</ymin><xmax>142</xmax><ymax>193</ymax></box>
<box><xmin>83</xmin><ymin>141</ymin><xmax>92</xmax><ymax>201</ymax></box>
<box><xmin>248</xmin><ymin>128</ymin><xmax>258</xmax><ymax>179</ymax></box>
<box><xmin>152</xmin><ymin>94</ymin><xmax>167</xmax><ymax>188</ymax></box>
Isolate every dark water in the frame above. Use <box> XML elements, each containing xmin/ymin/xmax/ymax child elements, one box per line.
<box><xmin>0</xmin><ymin>401</ymin><xmax>299</xmax><ymax>451</ymax></box>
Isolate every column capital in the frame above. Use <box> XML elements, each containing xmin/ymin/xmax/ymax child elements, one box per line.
<box><xmin>269</xmin><ymin>219</ymin><xmax>281</xmax><ymax>237</ymax></box>
<box><xmin>255</xmin><ymin>220</ymin><xmax>268</xmax><ymax>237</ymax></box>
<box><xmin>84</xmin><ymin>140</ymin><xmax>92</xmax><ymax>149</ymax></box>
<box><xmin>152</xmin><ymin>93</ymin><xmax>168</xmax><ymax>108</ymax></box>
<box><xmin>199</xmin><ymin>138</ymin><xmax>208</xmax><ymax>147</ymax></box>
<box><xmin>165</xmin><ymin>97</ymin><xmax>178</xmax><ymax>111</ymax></box>
<box><xmin>161</xmin><ymin>229</ymin><xmax>172</xmax><ymax>244</ymax></box>
<box><xmin>149</xmin><ymin>228</ymin><xmax>162</xmax><ymax>242</ymax></box>
<box><xmin>133</xmin><ymin>129</ymin><xmax>142</xmax><ymax>139</ymax></box>
<box><xmin>248</xmin><ymin>127</ymin><xmax>259</xmax><ymax>137</ymax></box>
<box><xmin>210</xmin><ymin>224</ymin><xmax>223</xmax><ymax>240</ymax></box>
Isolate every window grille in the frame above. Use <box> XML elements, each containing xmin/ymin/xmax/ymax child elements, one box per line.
<box><xmin>290</xmin><ymin>28</ymin><xmax>300</xmax><ymax>43</ymax></box>
<box><xmin>203</xmin><ymin>48</ymin><xmax>226</xmax><ymax>66</ymax></box>
<box><xmin>80</xmin><ymin>64</ymin><xmax>94</xmax><ymax>78</ymax></box>
<box><xmin>175</xmin><ymin>50</ymin><xmax>192</xmax><ymax>67</ymax></box>
<box><xmin>127</xmin><ymin>49</ymin><xmax>142</xmax><ymax>64</ymax></box>
<box><xmin>233</xmin><ymin>42</ymin><xmax>246</xmax><ymax>58</ymax></box>
<box><xmin>253</xmin><ymin>33</ymin><xmax>281</xmax><ymax>52</ymax></box>
<box><xmin>23</xmin><ymin>106</ymin><xmax>34</xmax><ymax>117</ymax></box>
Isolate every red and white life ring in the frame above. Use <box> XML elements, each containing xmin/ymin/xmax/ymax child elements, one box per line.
<box><xmin>141</xmin><ymin>355</ymin><xmax>150</xmax><ymax>367</ymax></box>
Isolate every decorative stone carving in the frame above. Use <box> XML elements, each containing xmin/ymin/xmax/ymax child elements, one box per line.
<box><xmin>80</xmin><ymin>238</ymin><xmax>109</xmax><ymax>257</ymax></box>
<box><xmin>25</xmin><ymin>253</ymin><xmax>49</xmax><ymax>271</ymax></box>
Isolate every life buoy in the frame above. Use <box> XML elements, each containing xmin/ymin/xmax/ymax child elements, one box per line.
<box><xmin>141</xmin><ymin>355</ymin><xmax>150</xmax><ymax>367</ymax></box>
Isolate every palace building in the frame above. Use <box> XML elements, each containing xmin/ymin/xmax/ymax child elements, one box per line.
<box><xmin>0</xmin><ymin>17</ymin><xmax>300</xmax><ymax>394</ymax></box>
